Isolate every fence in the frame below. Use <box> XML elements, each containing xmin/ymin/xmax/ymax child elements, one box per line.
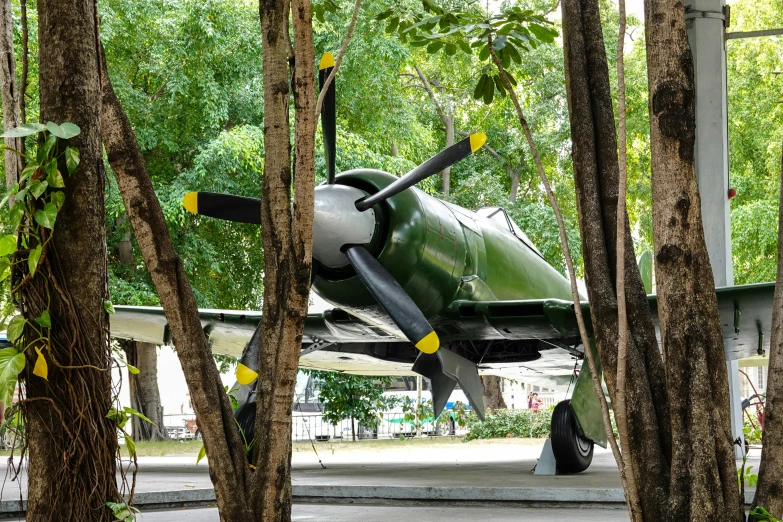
<box><xmin>291</xmin><ymin>411</ymin><xmax>470</xmax><ymax>442</ymax></box>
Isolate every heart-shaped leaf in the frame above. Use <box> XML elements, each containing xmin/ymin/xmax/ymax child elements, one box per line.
<box><xmin>34</xmin><ymin>202</ymin><xmax>58</xmax><ymax>229</ymax></box>
<box><xmin>0</xmin><ymin>234</ymin><xmax>16</xmax><ymax>256</ymax></box>
<box><xmin>1</xmin><ymin>123</ymin><xmax>45</xmax><ymax>138</ymax></box>
<box><xmin>29</xmin><ymin>180</ymin><xmax>48</xmax><ymax>199</ymax></box>
<box><xmin>9</xmin><ymin>202</ymin><xmax>25</xmax><ymax>230</ymax></box>
<box><xmin>28</xmin><ymin>244</ymin><xmax>42</xmax><ymax>275</ymax></box>
<box><xmin>33</xmin><ymin>347</ymin><xmax>48</xmax><ymax>380</ymax></box>
<box><xmin>50</xmin><ymin>191</ymin><xmax>65</xmax><ymax>210</ymax></box>
<box><xmin>65</xmin><ymin>146</ymin><xmax>79</xmax><ymax>175</ymax></box>
<box><xmin>6</xmin><ymin>315</ymin><xmax>25</xmax><ymax>343</ymax></box>
<box><xmin>38</xmin><ymin>133</ymin><xmax>56</xmax><ymax>163</ymax></box>
<box><xmin>46</xmin><ymin>121</ymin><xmax>80</xmax><ymax>139</ymax></box>
<box><xmin>0</xmin><ymin>348</ymin><xmax>25</xmax><ymax>406</ymax></box>
<box><xmin>0</xmin><ymin>258</ymin><xmax>9</xmax><ymax>283</ymax></box>
<box><xmin>45</xmin><ymin>160</ymin><xmax>64</xmax><ymax>188</ymax></box>
<box><xmin>34</xmin><ymin>310</ymin><xmax>51</xmax><ymax>328</ymax></box>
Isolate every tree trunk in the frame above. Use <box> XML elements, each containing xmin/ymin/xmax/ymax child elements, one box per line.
<box><xmin>23</xmin><ymin>1</ymin><xmax>121</xmax><ymax>519</ymax></box>
<box><xmin>750</xmin><ymin>144</ymin><xmax>783</xmax><ymax>518</ymax></box>
<box><xmin>0</xmin><ymin>0</ymin><xmax>22</xmax><ymax>193</ymax></box>
<box><xmin>351</xmin><ymin>416</ymin><xmax>355</xmax><ymax>442</ymax></box>
<box><xmin>121</xmin><ymin>340</ymin><xmax>167</xmax><ymax>441</ymax></box>
<box><xmin>481</xmin><ymin>376</ymin><xmax>507</xmax><ymax>410</ymax></box>
<box><xmin>644</xmin><ymin>0</ymin><xmax>743</xmax><ymax>518</ymax></box>
<box><xmin>99</xmin><ymin>44</ymin><xmax>253</xmax><ymax>521</ymax></box>
<box><xmin>413</xmin><ymin>65</ymin><xmax>453</xmax><ymax>197</ymax></box>
<box><xmin>561</xmin><ymin>0</ymin><xmax>671</xmax><ymax>520</ymax></box>
<box><xmin>442</xmin><ymin>114</ymin><xmax>453</xmax><ymax>196</ymax></box>
<box><xmin>250</xmin><ymin>0</ymin><xmax>315</xmax><ymax>520</ymax></box>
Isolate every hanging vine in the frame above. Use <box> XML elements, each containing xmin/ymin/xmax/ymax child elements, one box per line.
<box><xmin>0</xmin><ymin>121</ymin><xmax>145</xmax><ymax>520</ymax></box>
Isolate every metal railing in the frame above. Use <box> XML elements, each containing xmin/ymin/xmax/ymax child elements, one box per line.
<box><xmin>291</xmin><ymin>411</ymin><xmax>469</xmax><ymax>442</ymax></box>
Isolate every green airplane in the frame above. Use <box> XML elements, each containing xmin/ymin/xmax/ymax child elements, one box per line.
<box><xmin>111</xmin><ymin>53</ymin><xmax>775</xmax><ymax>473</ymax></box>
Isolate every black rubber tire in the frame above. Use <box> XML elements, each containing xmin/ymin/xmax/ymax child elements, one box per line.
<box><xmin>550</xmin><ymin>400</ymin><xmax>594</xmax><ymax>474</ymax></box>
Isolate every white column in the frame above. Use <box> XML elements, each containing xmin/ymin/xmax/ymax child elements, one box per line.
<box><xmin>686</xmin><ymin>0</ymin><xmax>743</xmax><ymax>458</ymax></box>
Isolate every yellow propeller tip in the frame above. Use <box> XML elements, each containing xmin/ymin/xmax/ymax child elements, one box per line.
<box><xmin>319</xmin><ymin>52</ymin><xmax>335</xmax><ymax>70</ymax></box>
<box><xmin>183</xmin><ymin>192</ymin><xmax>199</xmax><ymax>214</ymax></box>
<box><xmin>236</xmin><ymin>363</ymin><xmax>259</xmax><ymax>386</ymax></box>
<box><xmin>469</xmin><ymin>132</ymin><xmax>487</xmax><ymax>153</ymax></box>
<box><xmin>415</xmin><ymin>331</ymin><xmax>440</xmax><ymax>354</ymax></box>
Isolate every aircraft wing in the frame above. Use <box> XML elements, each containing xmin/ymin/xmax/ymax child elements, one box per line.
<box><xmin>445</xmin><ymin>281</ymin><xmax>774</xmax><ymax>362</ymax></box>
<box><xmin>112</xmin><ymin>281</ymin><xmax>774</xmax><ymax>376</ymax></box>
<box><xmin>112</xmin><ymin>305</ymin><xmax>401</xmax><ymax>359</ymax></box>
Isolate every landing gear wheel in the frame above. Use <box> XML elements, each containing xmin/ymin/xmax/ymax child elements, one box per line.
<box><xmin>551</xmin><ymin>400</ymin><xmax>594</xmax><ymax>473</ymax></box>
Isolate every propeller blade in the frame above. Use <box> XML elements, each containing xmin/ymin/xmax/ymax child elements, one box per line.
<box><xmin>343</xmin><ymin>244</ymin><xmax>439</xmax><ymax>354</ymax></box>
<box><xmin>319</xmin><ymin>52</ymin><xmax>337</xmax><ymax>185</ymax></box>
<box><xmin>182</xmin><ymin>192</ymin><xmax>261</xmax><ymax>225</ymax></box>
<box><xmin>355</xmin><ymin>132</ymin><xmax>486</xmax><ymax>212</ymax></box>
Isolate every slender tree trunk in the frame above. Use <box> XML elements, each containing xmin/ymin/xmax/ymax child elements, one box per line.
<box><xmin>250</xmin><ymin>0</ymin><xmax>315</xmax><ymax>519</ymax></box>
<box><xmin>0</xmin><ymin>0</ymin><xmax>22</xmax><ymax>192</ymax></box>
<box><xmin>19</xmin><ymin>0</ymin><xmax>27</xmax><ymax>129</ymax></box>
<box><xmin>121</xmin><ymin>340</ymin><xmax>167</xmax><ymax>441</ymax></box>
<box><xmin>413</xmin><ymin>65</ymin><xmax>453</xmax><ymax>197</ymax></box>
<box><xmin>481</xmin><ymin>376</ymin><xmax>507</xmax><ymax>410</ymax></box>
<box><xmin>561</xmin><ymin>0</ymin><xmax>671</xmax><ymax>519</ymax></box>
<box><xmin>99</xmin><ymin>44</ymin><xmax>253</xmax><ymax>521</ymax></box>
<box><xmin>24</xmin><ymin>1</ymin><xmax>121</xmax><ymax>519</ymax></box>
<box><xmin>750</xmin><ymin>144</ymin><xmax>783</xmax><ymax>519</ymax></box>
<box><xmin>644</xmin><ymin>0</ymin><xmax>742</xmax><ymax>518</ymax></box>
<box><xmin>442</xmin><ymin>115</ymin><xmax>453</xmax><ymax>196</ymax></box>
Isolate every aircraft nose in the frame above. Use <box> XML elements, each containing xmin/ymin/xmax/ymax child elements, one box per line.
<box><xmin>312</xmin><ymin>184</ymin><xmax>376</xmax><ymax>268</ymax></box>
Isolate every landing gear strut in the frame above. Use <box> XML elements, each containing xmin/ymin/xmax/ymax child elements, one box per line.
<box><xmin>550</xmin><ymin>400</ymin><xmax>594</xmax><ymax>473</ymax></box>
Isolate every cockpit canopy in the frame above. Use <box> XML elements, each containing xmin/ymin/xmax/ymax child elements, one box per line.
<box><xmin>476</xmin><ymin>207</ymin><xmax>544</xmax><ymax>259</ymax></box>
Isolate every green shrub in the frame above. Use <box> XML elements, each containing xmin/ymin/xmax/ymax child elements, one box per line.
<box><xmin>463</xmin><ymin>408</ymin><xmax>553</xmax><ymax>441</ymax></box>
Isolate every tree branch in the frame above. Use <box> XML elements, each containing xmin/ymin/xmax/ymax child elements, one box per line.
<box><xmin>314</xmin><ymin>0</ymin><xmax>361</xmax><ymax>116</ymax></box>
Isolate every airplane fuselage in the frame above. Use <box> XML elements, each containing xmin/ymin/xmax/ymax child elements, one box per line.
<box><xmin>311</xmin><ymin>169</ymin><xmax>573</xmax><ymax>339</ymax></box>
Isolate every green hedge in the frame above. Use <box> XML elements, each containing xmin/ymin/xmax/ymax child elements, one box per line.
<box><xmin>463</xmin><ymin>408</ymin><xmax>553</xmax><ymax>441</ymax></box>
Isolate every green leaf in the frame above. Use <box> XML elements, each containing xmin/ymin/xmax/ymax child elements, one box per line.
<box><xmin>493</xmin><ymin>34</ymin><xmax>507</xmax><ymax>50</ymax></box>
<box><xmin>473</xmin><ymin>74</ymin><xmax>488</xmax><ymax>100</ymax></box>
<box><xmin>50</xmin><ymin>191</ymin><xmax>65</xmax><ymax>210</ymax></box>
<box><xmin>34</xmin><ymin>310</ymin><xmax>51</xmax><ymax>328</ymax></box>
<box><xmin>28</xmin><ymin>244</ymin><xmax>42</xmax><ymax>275</ymax></box>
<box><xmin>0</xmin><ymin>348</ymin><xmax>25</xmax><ymax>406</ymax></box>
<box><xmin>29</xmin><ymin>180</ymin><xmax>48</xmax><ymax>199</ymax></box>
<box><xmin>478</xmin><ymin>45</ymin><xmax>490</xmax><ymax>61</ymax></box>
<box><xmin>6</xmin><ymin>315</ymin><xmax>25</xmax><ymax>343</ymax></box>
<box><xmin>426</xmin><ymin>41</ymin><xmax>443</xmax><ymax>53</ymax></box>
<box><xmin>1</xmin><ymin>123</ymin><xmax>45</xmax><ymax>138</ymax></box>
<box><xmin>34</xmin><ymin>202</ymin><xmax>58</xmax><ymax>229</ymax></box>
<box><xmin>44</xmin><ymin>160</ymin><xmax>64</xmax><ymax>188</ymax></box>
<box><xmin>458</xmin><ymin>41</ymin><xmax>472</xmax><ymax>54</ymax></box>
<box><xmin>374</xmin><ymin>8</ymin><xmax>393</xmax><ymax>20</ymax></box>
<box><xmin>197</xmin><ymin>445</ymin><xmax>207</xmax><ymax>464</ymax></box>
<box><xmin>104</xmin><ymin>300</ymin><xmax>116</xmax><ymax>314</ymax></box>
<box><xmin>38</xmin><ymin>134</ymin><xmax>57</xmax><ymax>164</ymax></box>
<box><xmin>0</xmin><ymin>258</ymin><xmax>10</xmax><ymax>283</ymax></box>
<box><xmin>127</xmin><ymin>364</ymin><xmax>140</xmax><ymax>375</ymax></box>
<box><xmin>0</xmin><ymin>235</ymin><xmax>16</xmax><ymax>256</ymax></box>
<box><xmin>14</xmin><ymin>186</ymin><xmax>28</xmax><ymax>202</ymax></box>
<box><xmin>9</xmin><ymin>202</ymin><xmax>24</xmax><ymax>230</ymax></box>
<box><xmin>444</xmin><ymin>43</ymin><xmax>457</xmax><ymax>56</ymax></box>
<box><xmin>124</xmin><ymin>434</ymin><xmax>136</xmax><ymax>456</ymax></box>
<box><xmin>494</xmin><ymin>75</ymin><xmax>507</xmax><ymax>97</ymax></box>
<box><xmin>19</xmin><ymin>163</ymin><xmax>38</xmax><ymax>183</ymax></box>
<box><xmin>65</xmin><ymin>147</ymin><xmax>79</xmax><ymax>175</ymax></box>
<box><xmin>46</xmin><ymin>121</ymin><xmax>81</xmax><ymax>139</ymax></box>
<box><xmin>506</xmin><ymin>43</ymin><xmax>521</xmax><ymax>64</ymax></box>
<box><xmin>483</xmin><ymin>77</ymin><xmax>495</xmax><ymax>104</ymax></box>
<box><xmin>124</xmin><ymin>406</ymin><xmax>155</xmax><ymax>425</ymax></box>
<box><xmin>385</xmin><ymin>17</ymin><xmax>399</xmax><ymax>34</ymax></box>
